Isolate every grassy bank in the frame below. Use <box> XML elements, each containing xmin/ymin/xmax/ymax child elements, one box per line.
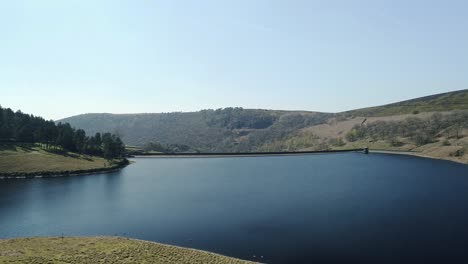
<box><xmin>330</xmin><ymin>137</ymin><xmax>468</xmax><ymax>164</ymax></box>
<box><xmin>0</xmin><ymin>237</ymin><xmax>256</xmax><ymax>264</ymax></box>
<box><xmin>0</xmin><ymin>144</ymin><xmax>128</xmax><ymax>177</ymax></box>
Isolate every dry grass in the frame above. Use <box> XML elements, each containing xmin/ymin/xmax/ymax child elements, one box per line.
<box><xmin>261</xmin><ymin>124</ymin><xmax>468</xmax><ymax>163</ymax></box>
<box><xmin>301</xmin><ymin>112</ymin><xmax>444</xmax><ymax>139</ymax></box>
<box><xmin>0</xmin><ymin>145</ymin><xmax>112</xmax><ymax>174</ymax></box>
<box><xmin>0</xmin><ymin>237</ymin><xmax>257</xmax><ymax>264</ymax></box>
<box><xmin>288</xmin><ymin>113</ymin><xmax>468</xmax><ymax>164</ymax></box>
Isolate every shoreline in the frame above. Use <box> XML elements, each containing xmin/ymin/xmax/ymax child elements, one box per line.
<box><xmin>0</xmin><ymin>236</ymin><xmax>256</xmax><ymax>263</ymax></box>
<box><xmin>371</xmin><ymin>149</ymin><xmax>468</xmax><ymax>165</ymax></box>
<box><xmin>127</xmin><ymin>237</ymin><xmax>258</xmax><ymax>263</ymax></box>
<box><xmin>0</xmin><ymin>159</ymin><xmax>130</xmax><ymax>180</ymax></box>
<box><xmin>2</xmin><ymin>150</ymin><xmax>465</xmax><ymax>180</ymax></box>
<box><xmin>134</xmin><ymin>149</ymin><xmax>468</xmax><ymax>165</ymax></box>
<box><xmin>132</xmin><ymin>148</ymin><xmax>367</xmax><ymax>158</ymax></box>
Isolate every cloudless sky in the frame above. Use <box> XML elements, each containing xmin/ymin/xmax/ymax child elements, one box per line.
<box><xmin>1</xmin><ymin>0</ymin><xmax>467</xmax><ymax>120</ymax></box>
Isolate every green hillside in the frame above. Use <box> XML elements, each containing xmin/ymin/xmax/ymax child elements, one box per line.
<box><xmin>59</xmin><ymin>90</ymin><xmax>468</xmax><ymax>152</ymax></box>
<box><xmin>342</xmin><ymin>89</ymin><xmax>468</xmax><ymax>117</ymax></box>
<box><xmin>0</xmin><ymin>144</ymin><xmax>126</xmax><ymax>176</ymax></box>
<box><xmin>0</xmin><ymin>105</ymin><xmax>128</xmax><ymax>176</ymax></box>
<box><xmin>59</xmin><ymin>108</ymin><xmax>332</xmax><ymax>152</ymax></box>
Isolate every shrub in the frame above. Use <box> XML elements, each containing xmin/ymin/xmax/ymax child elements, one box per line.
<box><xmin>450</xmin><ymin>149</ymin><xmax>465</xmax><ymax>157</ymax></box>
<box><xmin>412</xmin><ymin>134</ymin><xmax>432</xmax><ymax>146</ymax></box>
<box><xmin>345</xmin><ymin>129</ymin><xmax>358</xmax><ymax>142</ymax></box>
<box><xmin>389</xmin><ymin>137</ymin><xmax>404</xmax><ymax>147</ymax></box>
<box><xmin>328</xmin><ymin>137</ymin><xmax>345</xmax><ymax>147</ymax></box>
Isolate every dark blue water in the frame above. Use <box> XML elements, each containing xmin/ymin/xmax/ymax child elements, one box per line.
<box><xmin>2</xmin><ymin>153</ymin><xmax>468</xmax><ymax>263</ymax></box>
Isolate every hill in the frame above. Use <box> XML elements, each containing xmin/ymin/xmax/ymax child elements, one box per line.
<box><xmin>59</xmin><ymin>90</ymin><xmax>468</xmax><ymax>153</ymax></box>
<box><xmin>343</xmin><ymin>89</ymin><xmax>468</xmax><ymax>117</ymax></box>
<box><xmin>0</xmin><ymin>236</ymin><xmax>255</xmax><ymax>264</ymax></box>
<box><xmin>59</xmin><ymin>108</ymin><xmax>332</xmax><ymax>152</ymax></box>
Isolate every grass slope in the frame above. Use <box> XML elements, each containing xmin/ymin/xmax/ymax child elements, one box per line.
<box><xmin>0</xmin><ymin>237</ymin><xmax>256</xmax><ymax>264</ymax></box>
<box><xmin>343</xmin><ymin>89</ymin><xmax>468</xmax><ymax>117</ymax></box>
<box><xmin>272</xmin><ymin>112</ymin><xmax>468</xmax><ymax>164</ymax></box>
<box><xmin>0</xmin><ymin>144</ymin><xmax>115</xmax><ymax>175</ymax></box>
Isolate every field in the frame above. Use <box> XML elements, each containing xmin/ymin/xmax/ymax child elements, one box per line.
<box><xmin>0</xmin><ymin>144</ymin><xmax>115</xmax><ymax>174</ymax></box>
<box><xmin>0</xmin><ymin>237</ymin><xmax>256</xmax><ymax>264</ymax></box>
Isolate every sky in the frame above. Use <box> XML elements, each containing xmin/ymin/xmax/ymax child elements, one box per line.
<box><xmin>1</xmin><ymin>0</ymin><xmax>468</xmax><ymax>120</ymax></box>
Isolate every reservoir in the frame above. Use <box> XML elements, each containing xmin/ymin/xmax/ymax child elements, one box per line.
<box><xmin>1</xmin><ymin>153</ymin><xmax>468</xmax><ymax>263</ymax></box>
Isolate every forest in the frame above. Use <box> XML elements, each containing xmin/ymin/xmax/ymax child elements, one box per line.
<box><xmin>0</xmin><ymin>106</ymin><xmax>125</xmax><ymax>160</ymax></box>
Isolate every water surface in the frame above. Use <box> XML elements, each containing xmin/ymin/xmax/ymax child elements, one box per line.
<box><xmin>2</xmin><ymin>153</ymin><xmax>468</xmax><ymax>263</ymax></box>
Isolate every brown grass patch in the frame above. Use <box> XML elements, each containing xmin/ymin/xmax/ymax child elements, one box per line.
<box><xmin>0</xmin><ymin>237</ymin><xmax>257</xmax><ymax>264</ymax></box>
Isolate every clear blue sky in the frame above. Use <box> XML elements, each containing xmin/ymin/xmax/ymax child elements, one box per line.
<box><xmin>1</xmin><ymin>0</ymin><xmax>467</xmax><ymax>120</ymax></box>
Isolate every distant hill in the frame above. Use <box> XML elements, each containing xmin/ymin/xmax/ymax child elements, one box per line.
<box><xmin>343</xmin><ymin>89</ymin><xmax>468</xmax><ymax>117</ymax></box>
<box><xmin>59</xmin><ymin>90</ymin><xmax>468</xmax><ymax>156</ymax></box>
<box><xmin>59</xmin><ymin>108</ymin><xmax>332</xmax><ymax>152</ymax></box>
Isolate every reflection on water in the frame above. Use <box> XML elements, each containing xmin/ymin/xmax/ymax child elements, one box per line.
<box><xmin>1</xmin><ymin>153</ymin><xmax>468</xmax><ymax>264</ymax></box>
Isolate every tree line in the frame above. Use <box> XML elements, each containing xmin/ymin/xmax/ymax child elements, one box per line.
<box><xmin>143</xmin><ymin>141</ymin><xmax>194</xmax><ymax>153</ymax></box>
<box><xmin>0</xmin><ymin>106</ymin><xmax>125</xmax><ymax>160</ymax></box>
<box><xmin>202</xmin><ymin>107</ymin><xmax>278</xmax><ymax>130</ymax></box>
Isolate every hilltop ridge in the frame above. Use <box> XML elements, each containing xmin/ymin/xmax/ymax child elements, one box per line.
<box><xmin>342</xmin><ymin>89</ymin><xmax>468</xmax><ymax>117</ymax></box>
